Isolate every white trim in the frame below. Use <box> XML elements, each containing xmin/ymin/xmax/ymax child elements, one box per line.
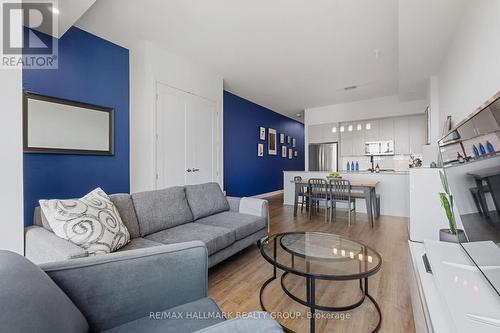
<box><xmin>252</xmin><ymin>190</ymin><xmax>284</xmax><ymax>199</ymax></box>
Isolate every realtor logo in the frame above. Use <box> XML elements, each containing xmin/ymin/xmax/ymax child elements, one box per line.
<box><xmin>1</xmin><ymin>0</ymin><xmax>58</xmax><ymax>69</ymax></box>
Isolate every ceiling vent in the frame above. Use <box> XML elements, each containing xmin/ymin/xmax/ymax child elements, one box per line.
<box><xmin>344</xmin><ymin>85</ymin><xmax>357</xmax><ymax>91</ymax></box>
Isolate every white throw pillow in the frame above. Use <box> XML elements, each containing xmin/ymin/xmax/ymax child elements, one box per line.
<box><xmin>40</xmin><ymin>188</ymin><xmax>130</xmax><ymax>255</ymax></box>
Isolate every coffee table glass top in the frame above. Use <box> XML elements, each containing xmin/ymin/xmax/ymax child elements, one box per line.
<box><xmin>261</xmin><ymin>232</ymin><xmax>381</xmax><ymax>279</ymax></box>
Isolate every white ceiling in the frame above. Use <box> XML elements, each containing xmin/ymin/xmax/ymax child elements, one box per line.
<box><xmin>27</xmin><ymin>0</ymin><xmax>96</xmax><ymax>38</ymax></box>
<box><xmin>74</xmin><ymin>0</ymin><xmax>466</xmax><ymax>121</ymax></box>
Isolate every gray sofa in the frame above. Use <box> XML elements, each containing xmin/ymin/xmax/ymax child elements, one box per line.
<box><xmin>0</xmin><ymin>243</ymin><xmax>283</xmax><ymax>333</ymax></box>
<box><xmin>25</xmin><ymin>183</ymin><xmax>269</xmax><ymax>266</ymax></box>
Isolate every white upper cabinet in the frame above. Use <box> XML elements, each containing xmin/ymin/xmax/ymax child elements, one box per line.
<box><xmin>379</xmin><ymin>118</ymin><xmax>395</xmax><ymax>141</ymax></box>
<box><xmin>352</xmin><ymin>124</ymin><xmax>365</xmax><ymax>156</ymax></box>
<box><xmin>364</xmin><ymin>120</ymin><xmax>380</xmax><ymax>141</ymax></box>
<box><xmin>409</xmin><ymin>114</ymin><xmax>426</xmax><ymax>154</ymax></box>
<box><xmin>394</xmin><ymin>116</ymin><xmax>410</xmax><ymax>154</ymax></box>
<box><xmin>308</xmin><ymin>123</ymin><xmax>339</xmax><ymax>143</ymax></box>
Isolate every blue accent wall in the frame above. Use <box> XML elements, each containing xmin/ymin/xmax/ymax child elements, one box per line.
<box><xmin>22</xmin><ymin>27</ymin><xmax>130</xmax><ymax>226</ymax></box>
<box><xmin>224</xmin><ymin>91</ymin><xmax>305</xmax><ymax>197</ymax></box>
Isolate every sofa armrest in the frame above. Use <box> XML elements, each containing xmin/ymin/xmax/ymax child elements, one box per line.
<box><xmin>40</xmin><ymin>241</ymin><xmax>208</xmax><ymax>332</ymax></box>
<box><xmin>238</xmin><ymin>197</ymin><xmax>269</xmax><ymax>233</ymax></box>
<box><xmin>194</xmin><ymin>312</ymin><xmax>283</xmax><ymax>333</ymax></box>
<box><xmin>24</xmin><ymin>226</ymin><xmax>88</xmax><ymax>264</ymax></box>
<box><xmin>226</xmin><ymin>196</ymin><xmax>241</xmax><ymax>212</ymax></box>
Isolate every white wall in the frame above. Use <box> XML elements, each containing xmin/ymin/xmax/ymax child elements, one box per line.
<box><xmin>438</xmin><ymin>0</ymin><xmax>500</xmax><ymax>128</ymax></box>
<box><xmin>0</xmin><ymin>68</ymin><xmax>24</xmax><ymax>254</ymax></box>
<box><xmin>305</xmin><ymin>95</ymin><xmax>427</xmax><ymax>125</ymax></box>
<box><xmin>130</xmin><ymin>41</ymin><xmax>224</xmax><ymax>193</ymax></box>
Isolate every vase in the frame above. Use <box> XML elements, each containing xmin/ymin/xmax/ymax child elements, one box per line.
<box><xmin>439</xmin><ymin>229</ymin><xmax>467</xmax><ymax>243</ymax></box>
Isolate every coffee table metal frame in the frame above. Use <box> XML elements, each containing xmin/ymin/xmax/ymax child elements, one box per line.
<box><xmin>259</xmin><ymin>232</ymin><xmax>382</xmax><ymax>333</ymax></box>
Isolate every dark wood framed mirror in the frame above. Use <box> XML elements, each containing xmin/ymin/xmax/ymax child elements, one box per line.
<box><xmin>23</xmin><ymin>92</ymin><xmax>114</xmax><ymax>155</ymax></box>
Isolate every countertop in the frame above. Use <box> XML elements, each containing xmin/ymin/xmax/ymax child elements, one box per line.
<box><xmin>283</xmin><ymin>170</ymin><xmax>410</xmax><ymax>175</ymax></box>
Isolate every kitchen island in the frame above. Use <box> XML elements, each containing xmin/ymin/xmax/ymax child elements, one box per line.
<box><xmin>283</xmin><ymin>170</ymin><xmax>409</xmax><ymax>217</ymax></box>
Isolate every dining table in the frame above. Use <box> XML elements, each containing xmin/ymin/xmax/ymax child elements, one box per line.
<box><xmin>468</xmin><ymin>165</ymin><xmax>500</xmax><ymax>218</ymax></box>
<box><xmin>291</xmin><ymin>178</ymin><xmax>380</xmax><ymax>227</ymax></box>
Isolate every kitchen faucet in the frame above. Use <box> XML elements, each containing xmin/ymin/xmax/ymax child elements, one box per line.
<box><xmin>369</xmin><ymin>155</ymin><xmax>374</xmax><ymax>173</ymax></box>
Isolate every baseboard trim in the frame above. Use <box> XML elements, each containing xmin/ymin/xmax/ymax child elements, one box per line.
<box><xmin>252</xmin><ymin>190</ymin><xmax>284</xmax><ymax>199</ymax></box>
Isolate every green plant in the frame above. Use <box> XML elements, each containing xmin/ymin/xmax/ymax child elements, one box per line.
<box><xmin>328</xmin><ymin>172</ymin><xmax>341</xmax><ymax>179</ymax></box>
<box><xmin>439</xmin><ymin>171</ymin><xmax>457</xmax><ymax>234</ymax></box>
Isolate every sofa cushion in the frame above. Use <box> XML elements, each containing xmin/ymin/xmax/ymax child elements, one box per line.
<box><xmin>39</xmin><ymin>188</ymin><xmax>130</xmax><ymax>255</ymax></box>
<box><xmin>185</xmin><ymin>183</ymin><xmax>229</xmax><ymax>220</ymax></box>
<box><xmin>103</xmin><ymin>298</ymin><xmax>224</xmax><ymax>333</ymax></box>
<box><xmin>196</xmin><ymin>212</ymin><xmax>266</xmax><ymax>241</ymax></box>
<box><xmin>116</xmin><ymin>237</ymin><xmax>163</xmax><ymax>252</ymax></box>
<box><xmin>132</xmin><ymin>187</ymin><xmax>193</xmax><ymax>236</ymax></box>
<box><xmin>0</xmin><ymin>251</ymin><xmax>88</xmax><ymax>333</ymax></box>
<box><xmin>110</xmin><ymin>194</ymin><xmax>141</xmax><ymax>239</ymax></box>
<box><xmin>145</xmin><ymin>224</ymin><xmax>235</xmax><ymax>255</ymax></box>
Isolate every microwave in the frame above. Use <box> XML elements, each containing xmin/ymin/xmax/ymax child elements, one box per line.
<box><xmin>365</xmin><ymin>141</ymin><xmax>394</xmax><ymax>156</ymax></box>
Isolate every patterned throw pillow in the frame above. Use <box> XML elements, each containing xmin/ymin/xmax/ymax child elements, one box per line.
<box><xmin>40</xmin><ymin>188</ymin><xmax>130</xmax><ymax>255</ymax></box>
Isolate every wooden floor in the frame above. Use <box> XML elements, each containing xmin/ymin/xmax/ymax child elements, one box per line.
<box><xmin>208</xmin><ymin>194</ymin><xmax>415</xmax><ymax>333</ymax></box>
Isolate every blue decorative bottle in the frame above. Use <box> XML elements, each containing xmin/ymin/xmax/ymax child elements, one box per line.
<box><xmin>486</xmin><ymin>141</ymin><xmax>495</xmax><ymax>154</ymax></box>
<box><xmin>479</xmin><ymin>143</ymin><xmax>486</xmax><ymax>155</ymax></box>
<box><xmin>355</xmin><ymin>161</ymin><xmax>359</xmax><ymax>171</ymax></box>
<box><xmin>351</xmin><ymin>161</ymin><xmax>355</xmax><ymax>171</ymax></box>
<box><xmin>472</xmin><ymin>145</ymin><xmax>480</xmax><ymax>157</ymax></box>
<box><xmin>346</xmin><ymin>162</ymin><xmax>350</xmax><ymax>171</ymax></box>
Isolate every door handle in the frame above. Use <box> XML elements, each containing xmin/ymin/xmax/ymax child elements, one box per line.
<box><xmin>187</xmin><ymin>169</ymin><xmax>193</xmax><ymax>173</ymax></box>
<box><xmin>193</xmin><ymin>168</ymin><xmax>200</xmax><ymax>172</ymax></box>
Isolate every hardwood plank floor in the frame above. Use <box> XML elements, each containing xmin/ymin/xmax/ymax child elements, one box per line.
<box><xmin>208</xmin><ymin>194</ymin><xmax>415</xmax><ymax>332</ymax></box>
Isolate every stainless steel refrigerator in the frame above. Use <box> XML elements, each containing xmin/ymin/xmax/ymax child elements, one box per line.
<box><xmin>308</xmin><ymin>143</ymin><xmax>338</xmax><ymax>171</ymax></box>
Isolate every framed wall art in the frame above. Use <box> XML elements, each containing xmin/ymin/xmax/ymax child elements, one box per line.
<box><xmin>258</xmin><ymin>143</ymin><xmax>264</xmax><ymax>157</ymax></box>
<box><xmin>268</xmin><ymin>128</ymin><xmax>277</xmax><ymax>155</ymax></box>
<box><xmin>281</xmin><ymin>146</ymin><xmax>287</xmax><ymax>158</ymax></box>
<box><xmin>259</xmin><ymin>127</ymin><xmax>266</xmax><ymax>140</ymax></box>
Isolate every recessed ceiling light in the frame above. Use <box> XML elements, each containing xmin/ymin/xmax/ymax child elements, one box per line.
<box><xmin>344</xmin><ymin>85</ymin><xmax>357</xmax><ymax>91</ymax></box>
<box><xmin>366</xmin><ymin>123</ymin><xmax>371</xmax><ymax>130</ymax></box>
<box><xmin>340</xmin><ymin>126</ymin><xmax>345</xmax><ymax>132</ymax></box>
<box><xmin>348</xmin><ymin>125</ymin><xmax>353</xmax><ymax>132</ymax></box>
<box><xmin>51</xmin><ymin>7</ymin><xmax>60</xmax><ymax>15</ymax></box>
<box><xmin>357</xmin><ymin>124</ymin><xmax>362</xmax><ymax>131</ymax></box>
<box><xmin>331</xmin><ymin>127</ymin><xmax>337</xmax><ymax>133</ymax></box>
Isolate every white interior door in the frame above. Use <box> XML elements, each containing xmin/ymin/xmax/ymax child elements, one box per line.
<box><xmin>156</xmin><ymin>83</ymin><xmax>218</xmax><ymax>189</ymax></box>
<box><xmin>186</xmin><ymin>94</ymin><xmax>218</xmax><ymax>185</ymax></box>
<box><xmin>156</xmin><ymin>83</ymin><xmax>188</xmax><ymax>188</ymax></box>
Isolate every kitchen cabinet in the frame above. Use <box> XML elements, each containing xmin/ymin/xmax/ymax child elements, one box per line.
<box><xmin>409</xmin><ymin>114</ymin><xmax>426</xmax><ymax>154</ymax></box>
<box><xmin>308</xmin><ymin>123</ymin><xmax>339</xmax><ymax>144</ymax></box>
<box><xmin>364</xmin><ymin>120</ymin><xmax>380</xmax><ymax>141</ymax></box>
<box><xmin>394</xmin><ymin>116</ymin><xmax>410</xmax><ymax>154</ymax></box>
<box><xmin>379</xmin><ymin>118</ymin><xmax>395</xmax><ymax>141</ymax></box>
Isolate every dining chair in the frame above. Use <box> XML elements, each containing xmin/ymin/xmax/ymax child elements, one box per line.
<box><xmin>308</xmin><ymin>178</ymin><xmax>330</xmax><ymax>222</ymax></box>
<box><xmin>294</xmin><ymin>176</ymin><xmax>308</xmax><ymax>212</ymax></box>
<box><xmin>329</xmin><ymin>179</ymin><xmax>356</xmax><ymax>226</ymax></box>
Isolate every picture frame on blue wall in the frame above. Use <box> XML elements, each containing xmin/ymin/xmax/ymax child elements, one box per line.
<box><xmin>280</xmin><ymin>133</ymin><xmax>285</xmax><ymax>144</ymax></box>
<box><xmin>292</xmin><ymin>138</ymin><xmax>296</xmax><ymax>148</ymax></box>
<box><xmin>281</xmin><ymin>146</ymin><xmax>287</xmax><ymax>158</ymax></box>
<box><xmin>259</xmin><ymin>127</ymin><xmax>266</xmax><ymax>140</ymax></box>
<box><xmin>268</xmin><ymin>128</ymin><xmax>277</xmax><ymax>155</ymax></box>
<box><xmin>294</xmin><ymin>151</ymin><xmax>298</xmax><ymax>157</ymax></box>
<box><xmin>287</xmin><ymin>136</ymin><xmax>291</xmax><ymax>144</ymax></box>
<box><xmin>258</xmin><ymin>143</ymin><xmax>264</xmax><ymax>157</ymax></box>
<box><xmin>288</xmin><ymin>148</ymin><xmax>293</xmax><ymax>159</ymax></box>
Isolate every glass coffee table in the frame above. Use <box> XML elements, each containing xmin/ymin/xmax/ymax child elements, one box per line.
<box><xmin>259</xmin><ymin>232</ymin><xmax>382</xmax><ymax>333</ymax></box>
